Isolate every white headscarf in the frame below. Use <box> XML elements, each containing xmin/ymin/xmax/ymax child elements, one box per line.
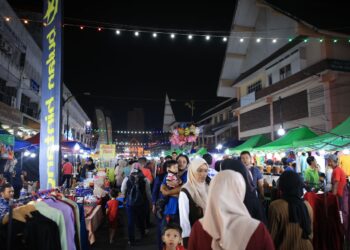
<box><xmin>181</xmin><ymin>157</ymin><xmax>209</xmax><ymax>212</ymax></box>
<box><xmin>201</xmin><ymin>170</ymin><xmax>260</xmax><ymax>250</ymax></box>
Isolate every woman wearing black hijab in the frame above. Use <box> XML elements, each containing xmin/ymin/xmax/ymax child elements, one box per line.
<box><xmin>269</xmin><ymin>171</ymin><xmax>313</xmax><ymax>249</ymax></box>
<box><xmin>221</xmin><ymin>159</ymin><xmax>266</xmax><ymax>223</ymax></box>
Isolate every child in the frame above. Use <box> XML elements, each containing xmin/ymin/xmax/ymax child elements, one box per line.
<box><xmin>106</xmin><ymin>188</ymin><xmax>119</xmax><ymax>244</ymax></box>
<box><xmin>162</xmin><ymin>223</ymin><xmax>185</xmax><ymax>250</ymax></box>
<box><xmin>159</xmin><ymin>160</ymin><xmax>182</xmax><ymax>222</ymax></box>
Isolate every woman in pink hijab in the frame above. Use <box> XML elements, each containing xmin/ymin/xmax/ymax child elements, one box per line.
<box><xmin>188</xmin><ymin>170</ymin><xmax>274</xmax><ymax>250</ymax></box>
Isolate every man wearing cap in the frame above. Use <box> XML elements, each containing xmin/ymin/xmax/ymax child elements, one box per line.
<box><xmin>282</xmin><ymin>157</ymin><xmax>294</xmax><ymax>172</ymax></box>
<box><xmin>327</xmin><ymin>154</ymin><xmax>347</xmax><ymax>207</ymax></box>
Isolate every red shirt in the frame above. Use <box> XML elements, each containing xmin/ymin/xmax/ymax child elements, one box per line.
<box><xmin>332</xmin><ymin>166</ymin><xmax>347</xmax><ymax>197</ymax></box>
<box><xmin>141</xmin><ymin>168</ymin><xmax>153</xmax><ymax>183</ymax></box>
<box><xmin>62</xmin><ymin>162</ymin><xmax>73</xmax><ymax>175</ymax></box>
<box><xmin>107</xmin><ymin>199</ymin><xmax>119</xmax><ymax>223</ymax></box>
<box><xmin>188</xmin><ymin>220</ymin><xmax>275</xmax><ymax>250</ymax></box>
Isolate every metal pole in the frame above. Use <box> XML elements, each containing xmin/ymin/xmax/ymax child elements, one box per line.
<box><xmin>66</xmin><ymin>108</ymin><xmax>69</xmax><ymax>140</ymax></box>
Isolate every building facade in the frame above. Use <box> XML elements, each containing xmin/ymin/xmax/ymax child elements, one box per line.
<box><xmin>216</xmin><ymin>0</ymin><xmax>350</xmax><ymax>140</ymax></box>
<box><xmin>0</xmin><ymin>0</ymin><xmax>91</xmax><ymax>145</ymax></box>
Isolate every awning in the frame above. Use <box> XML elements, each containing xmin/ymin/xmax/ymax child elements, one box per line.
<box><xmin>294</xmin><ymin>116</ymin><xmax>350</xmax><ymax>150</ymax></box>
<box><xmin>228</xmin><ymin>135</ymin><xmax>271</xmax><ymax>154</ymax></box>
<box><xmin>255</xmin><ymin>127</ymin><xmax>317</xmax><ymax>152</ymax></box>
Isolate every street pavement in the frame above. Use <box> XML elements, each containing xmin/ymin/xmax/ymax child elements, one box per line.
<box><xmin>91</xmin><ymin>208</ymin><xmax>158</xmax><ymax>250</ymax></box>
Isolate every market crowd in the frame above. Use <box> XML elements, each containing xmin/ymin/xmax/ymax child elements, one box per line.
<box><xmin>0</xmin><ymin>150</ymin><xmax>347</xmax><ymax>250</ymax></box>
<box><xmin>108</xmin><ymin>151</ymin><xmax>346</xmax><ymax>250</ymax></box>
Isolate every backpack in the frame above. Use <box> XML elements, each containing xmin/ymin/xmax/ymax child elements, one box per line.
<box><xmin>126</xmin><ymin>177</ymin><xmax>144</xmax><ymax>207</ymax></box>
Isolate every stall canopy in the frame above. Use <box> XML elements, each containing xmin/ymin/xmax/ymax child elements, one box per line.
<box><xmin>0</xmin><ymin>129</ymin><xmax>31</xmax><ymax>151</ymax></box>
<box><xmin>26</xmin><ymin>133</ymin><xmax>40</xmax><ymax>144</ymax></box>
<box><xmin>61</xmin><ymin>140</ymin><xmax>91</xmax><ymax>153</ymax></box>
<box><xmin>255</xmin><ymin>127</ymin><xmax>317</xmax><ymax>152</ymax></box>
<box><xmin>228</xmin><ymin>135</ymin><xmax>271</xmax><ymax>154</ymax></box>
<box><xmin>294</xmin><ymin>116</ymin><xmax>350</xmax><ymax>150</ymax></box>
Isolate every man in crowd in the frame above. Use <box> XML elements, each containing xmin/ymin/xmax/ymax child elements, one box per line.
<box><xmin>0</xmin><ymin>183</ymin><xmax>14</xmax><ymax>224</ymax></box>
<box><xmin>171</xmin><ymin>151</ymin><xmax>178</xmax><ymax>161</ymax></box>
<box><xmin>282</xmin><ymin>157</ymin><xmax>294</xmax><ymax>172</ymax></box>
<box><xmin>81</xmin><ymin>157</ymin><xmax>96</xmax><ymax>179</ymax></box>
<box><xmin>304</xmin><ymin>156</ymin><xmax>320</xmax><ymax>190</ymax></box>
<box><xmin>61</xmin><ymin>158</ymin><xmax>73</xmax><ymax>188</ymax></box>
<box><xmin>138</xmin><ymin>157</ymin><xmax>153</xmax><ymax>229</ymax></box>
<box><xmin>240</xmin><ymin>151</ymin><xmax>264</xmax><ymax>200</ymax></box>
<box><xmin>327</xmin><ymin>154</ymin><xmax>346</xmax><ymax>208</ymax></box>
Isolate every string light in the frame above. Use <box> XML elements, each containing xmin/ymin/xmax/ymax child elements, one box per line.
<box><xmin>5</xmin><ymin>15</ymin><xmax>350</xmax><ymax>46</ymax></box>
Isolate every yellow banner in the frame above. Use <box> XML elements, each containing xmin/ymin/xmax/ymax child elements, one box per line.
<box><xmin>100</xmin><ymin>144</ymin><xmax>116</xmax><ymax>160</ymax></box>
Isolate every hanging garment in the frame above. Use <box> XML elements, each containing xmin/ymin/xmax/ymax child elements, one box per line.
<box><xmin>304</xmin><ymin>192</ymin><xmax>344</xmax><ymax>250</ymax></box>
<box><xmin>44</xmin><ymin>199</ymin><xmax>76</xmax><ymax>250</ymax></box>
<box><xmin>0</xmin><ymin>211</ymin><xmax>61</xmax><ymax>250</ymax></box>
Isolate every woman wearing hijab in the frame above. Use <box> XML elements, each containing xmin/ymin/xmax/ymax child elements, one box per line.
<box><xmin>269</xmin><ymin>171</ymin><xmax>313</xmax><ymax>250</ymax></box>
<box><xmin>221</xmin><ymin>159</ymin><xmax>266</xmax><ymax>223</ymax></box>
<box><xmin>179</xmin><ymin>157</ymin><xmax>209</xmax><ymax>248</ymax></box>
<box><xmin>188</xmin><ymin>171</ymin><xmax>274</xmax><ymax>250</ymax></box>
<box><xmin>115</xmin><ymin>159</ymin><xmax>127</xmax><ymax>188</ymax></box>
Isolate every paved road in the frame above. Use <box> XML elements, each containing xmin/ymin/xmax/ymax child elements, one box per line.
<box><xmin>91</xmin><ymin>208</ymin><xmax>158</xmax><ymax>250</ymax></box>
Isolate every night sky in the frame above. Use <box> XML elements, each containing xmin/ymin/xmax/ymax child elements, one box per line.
<box><xmin>62</xmin><ymin>2</ymin><xmax>235</xmax><ymax>130</ymax></box>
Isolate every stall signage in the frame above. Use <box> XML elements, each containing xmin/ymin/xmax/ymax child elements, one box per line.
<box><xmin>39</xmin><ymin>0</ymin><xmax>63</xmax><ymax>189</ymax></box>
<box><xmin>100</xmin><ymin>144</ymin><xmax>116</xmax><ymax>160</ymax></box>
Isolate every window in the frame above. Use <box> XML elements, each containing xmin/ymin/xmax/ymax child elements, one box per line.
<box><xmin>268</xmin><ymin>74</ymin><xmax>273</xmax><ymax>86</ymax></box>
<box><xmin>247</xmin><ymin>80</ymin><xmax>262</xmax><ymax>94</ymax></box>
<box><xmin>279</xmin><ymin>64</ymin><xmax>291</xmax><ymax>80</ymax></box>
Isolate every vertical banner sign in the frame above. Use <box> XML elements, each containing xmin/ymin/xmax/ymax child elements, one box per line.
<box><xmin>39</xmin><ymin>0</ymin><xmax>63</xmax><ymax>189</ymax></box>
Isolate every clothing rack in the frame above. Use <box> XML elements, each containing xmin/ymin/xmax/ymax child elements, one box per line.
<box><xmin>7</xmin><ymin>187</ymin><xmax>63</xmax><ymax>250</ymax></box>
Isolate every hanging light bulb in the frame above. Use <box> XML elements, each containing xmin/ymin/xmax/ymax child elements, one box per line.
<box><xmin>24</xmin><ymin>151</ymin><xmax>31</xmax><ymax>157</ymax></box>
<box><xmin>272</xmin><ymin>38</ymin><xmax>277</xmax><ymax>43</ymax></box>
<box><xmin>23</xmin><ymin>20</ymin><xmax>28</xmax><ymax>24</ymax></box>
<box><xmin>171</xmin><ymin>33</ymin><xmax>175</xmax><ymax>39</ymax></box>
<box><xmin>116</xmin><ymin>30</ymin><xmax>121</xmax><ymax>35</ymax></box>
<box><xmin>80</xmin><ymin>26</ymin><xmax>84</xmax><ymax>30</ymax></box>
<box><xmin>256</xmin><ymin>38</ymin><xmax>261</xmax><ymax>43</ymax></box>
<box><xmin>97</xmin><ymin>27</ymin><xmax>102</xmax><ymax>32</ymax></box>
<box><xmin>239</xmin><ymin>38</ymin><xmax>244</xmax><ymax>43</ymax></box>
<box><xmin>5</xmin><ymin>17</ymin><xmax>10</xmax><ymax>22</ymax></box>
<box><xmin>153</xmin><ymin>32</ymin><xmax>157</xmax><ymax>38</ymax></box>
<box><xmin>205</xmin><ymin>35</ymin><xmax>210</xmax><ymax>41</ymax></box>
<box><xmin>135</xmin><ymin>31</ymin><xmax>139</xmax><ymax>36</ymax></box>
<box><xmin>188</xmin><ymin>35</ymin><xmax>193</xmax><ymax>40</ymax></box>
<box><xmin>223</xmin><ymin>37</ymin><xmax>227</xmax><ymax>42</ymax></box>
<box><xmin>277</xmin><ymin>125</ymin><xmax>286</xmax><ymax>136</ymax></box>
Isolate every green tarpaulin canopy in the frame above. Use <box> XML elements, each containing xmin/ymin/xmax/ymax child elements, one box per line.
<box><xmin>294</xmin><ymin>116</ymin><xmax>350</xmax><ymax>150</ymax></box>
<box><xmin>255</xmin><ymin>127</ymin><xmax>317</xmax><ymax>152</ymax></box>
<box><xmin>228</xmin><ymin>135</ymin><xmax>271</xmax><ymax>154</ymax></box>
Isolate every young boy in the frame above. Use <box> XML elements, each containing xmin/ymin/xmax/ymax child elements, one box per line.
<box><xmin>160</xmin><ymin>160</ymin><xmax>182</xmax><ymax>223</ymax></box>
<box><xmin>106</xmin><ymin>188</ymin><xmax>119</xmax><ymax>244</ymax></box>
<box><xmin>162</xmin><ymin>223</ymin><xmax>185</xmax><ymax>250</ymax></box>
